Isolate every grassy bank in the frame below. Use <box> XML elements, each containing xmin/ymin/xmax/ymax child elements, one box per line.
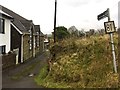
<box><xmin>35</xmin><ymin>34</ymin><xmax>118</xmax><ymax>88</ymax></box>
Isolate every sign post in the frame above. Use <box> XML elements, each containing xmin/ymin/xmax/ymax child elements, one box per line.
<box><xmin>107</xmin><ymin>9</ymin><xmax>117</xmax><ymax>73</ymax></box>
<box><xmin>109</xmin><ymin>33</ymin><xmax>117</xmax><ymax>73</ymax></box>
<box><xmin>97</xmin><ymin>8</ymin><xmax>117</xmax><ymax>73</ymax></box>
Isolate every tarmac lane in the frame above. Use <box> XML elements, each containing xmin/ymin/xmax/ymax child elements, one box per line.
<box><xmin>2</xmin><ymin>50</ymin><xmax>50</xmax><ymax>89</ymax></box>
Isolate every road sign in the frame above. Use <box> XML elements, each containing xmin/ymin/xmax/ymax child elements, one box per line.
<box><xmin>104</xmin><ymin>21</ymin><xmax>116</xmax><ymax>34</ymax></box>
<box><xmin>97</xmin><ymin>8</ymin><xmax>109</xmax><ymax>21</ymax></box>
<box><xmin>97</xmin><ymin>8</ymin><xmax>117</xmax><ymax>73</ymax></box>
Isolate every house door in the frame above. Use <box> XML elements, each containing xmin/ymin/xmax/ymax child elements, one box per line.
<box><xmin>13</xmin><ymin>48</ymin><xmax>19</xmax><ymax>65</ymax></box>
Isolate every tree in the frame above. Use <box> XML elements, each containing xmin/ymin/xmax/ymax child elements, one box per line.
<box><xmin>89</xmin><ymin>29</ymin><xmax>95</xmax><ymax>36</ymax></box>
<box><xmin>68</xmin><ymin>26</ymin><xmax>79</xmax><ymax>37</ymax></box>
<box><xmin>55</xmin><ymin>26</ymin><xmax>69</xmax><ymax>40</ymax></box>
<box><xmin>79</xmin><ymin>29</ymin><xmax>85</xmax><ymax>37</ymax></box>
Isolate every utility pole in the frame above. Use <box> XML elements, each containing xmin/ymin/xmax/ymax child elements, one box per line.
<box><xmin>54</xmin><ymin>0</ymin><xmax>57</xmax><ymax>43</ymax></box>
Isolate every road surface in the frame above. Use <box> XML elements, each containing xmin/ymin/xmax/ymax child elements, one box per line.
<box><xmin>2</xmin><ymin>50</ymin><xmax>50</xmax><ymax>89</ymax></box>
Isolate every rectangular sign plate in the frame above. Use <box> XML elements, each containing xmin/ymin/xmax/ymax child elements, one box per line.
<box><xmin>104</xmin><ymin>21</ymin><xmax>116</xmax><ymax>34</ymax></box>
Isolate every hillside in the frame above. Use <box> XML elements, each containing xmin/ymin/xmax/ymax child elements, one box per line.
<box><xmin>35</xmin><ymin>34</ymin><xmax>118</xmax><ymax>88</ymax></box>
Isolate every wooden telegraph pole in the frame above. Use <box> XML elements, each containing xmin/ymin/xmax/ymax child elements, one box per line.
<box><xmin>54</xmin><ymin>0</ymin><xmax>57</xmax><ymax>43</ymax></box>
<box><xmin>53</xmin><ymin>0</ymin><xmax>57</xmax><ymax>61</ymax></box>
<box><xmin>98</xmin><ymin>8</ymin><xmax>117</xmax><ymax>73</ymax></box>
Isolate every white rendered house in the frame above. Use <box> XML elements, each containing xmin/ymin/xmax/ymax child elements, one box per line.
<box><xmin>0</xmin><ymin>10</ymin><xmax>13</xmax><ymax>54</ymax></box>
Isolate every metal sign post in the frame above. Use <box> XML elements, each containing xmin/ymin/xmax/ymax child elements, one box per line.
<box><xmin>98</xmin><ymin>8</ymin><xmax>117</xmax><ymax>73</ymax></box>
<box><xmin>109</xmin><ymin>33</ymin><xmax>117</xmax><ymax>73</ymax></box>
<box><xmin>107</xmin><ymin>9</ymin><xmax>117</xmax><ymax>73</ymax></box>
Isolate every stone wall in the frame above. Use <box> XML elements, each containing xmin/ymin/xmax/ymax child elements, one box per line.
<box><xmin>23</xmin><ymin>34</ymin><xmax>33</xmax><ymax>61</ymax></box>
<box><xmin>2</xmin><ymin>53</ymin><xmax>16</xmax><ymax>69</ymax></box>
<box><xmin>23</xmin><ymin>34</ymin><xmax>44</xmax><ymax>61</ymax></box>
<box><xmin>40</xmin><ymin>36</ymin><xmax>44</xmax><ymax>52</ymax></box>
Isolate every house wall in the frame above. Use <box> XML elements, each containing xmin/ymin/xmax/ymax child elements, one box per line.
<box><xmin>11</xmin><ymin>25</ymin><xmax>21</xmax><ymax>63</ymax></box>
<box><xmin>35</xmin><ymin>47</ymin><xmax>40</xmax><ymax>55</ymax></box>
<box><xmin>40</xmin><ymin>36</ymin><xmax>44</xmax><ymax>52</ymax></box>
<box><xmin>23</xmin><ymin>34</ymin><xmax>33</xmax><ymax>61</ymax></box>
<box><xmin>23</xmin><ymin>34</ymin><xmax>44</xmax><ymax>61</ymax></box>
<box><xmin>35</xmin><ymin>35</ymin><xmax>39</xmax><ymax>56</ymax></box>
<box><xmin>34</xmin><ymin>35</ymin><xmax>40</xmax><ymax>56</ymax></box>
<box><xmin>0</xmin><ymin>18</ymin><xmax>11</xmax><ymax>53</ymax></box>
<box><xmin>33</xmin><ymin>35</ymin><xmax>35</xmax><ymax>57</ymax></box>
<box><xmin>2</xmin><ymin>53</ymin><xmax>16</xmax><ymax>69</ymax></box>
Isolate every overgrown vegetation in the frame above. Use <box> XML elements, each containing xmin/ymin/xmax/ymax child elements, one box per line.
<box><xmin>35</xmin><ymin>64</ymin><xmax>49</xmax><ymax>83</ymax></box>
<box><xmin>35</xmin><ymin>33</ymin><xmax>118</xmax><ymax>88</ymax></box>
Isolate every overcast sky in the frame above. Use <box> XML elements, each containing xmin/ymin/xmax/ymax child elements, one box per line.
<box><xmin>0</xmin><ymin>0</ymin><xmax>119</xmax><ymax>34</ymax></box>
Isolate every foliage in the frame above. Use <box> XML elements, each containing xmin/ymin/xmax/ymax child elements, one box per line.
<box><xmin>56</xmin><ymin>26</ymin><xmax>70</xmax><ymax>40</ymax></box>
<box><xmin>78</xmin><ymin>29</ymin><xmax>85</xmax><ymax>37</ymax></box>
<box><xmin>35</xmin><ymin>34</ymin><xmax>118</xmax><ymax>88</ymax></box>
<box><xmin>35</xmin><ymin>64</ymin><xmax>49</xmax><ymax>81</ymax></box>
<box><xmin>68</xmin><ymin>26</ymin><xmax>79</xmax><ymax>37</ymax></box>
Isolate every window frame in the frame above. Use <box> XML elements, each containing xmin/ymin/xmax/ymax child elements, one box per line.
<box><xmin>0</xmin><ymin>45</ymin><xmax>6</xmax><ymax>54</ymax></box>
<box><xmin>0</xmin><ymin>18</ymin><xmax>5</xmax><ymax>34</ymax></box>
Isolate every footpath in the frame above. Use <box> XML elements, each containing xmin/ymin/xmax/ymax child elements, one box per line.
<box><xmin>2</xmin><ymin>49</ymin><xmax>50</xmax><ymax>89</ymax></box>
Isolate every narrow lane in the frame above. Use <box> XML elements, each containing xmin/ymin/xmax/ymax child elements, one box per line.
<box><xmin>2</xmin><ymin>50</ymin><xmax>50</xmax><ymax>88</ymax></box>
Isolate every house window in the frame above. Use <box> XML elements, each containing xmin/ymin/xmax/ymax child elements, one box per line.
<box><xmin>0</xmin><ymin>45</ymin><xmax>6</xmax><ymax>54</ymax></box>
<box><xmin>0</xmin><ymin>19</ymin><xmax>5</xmax><ymax>34</ymax></box>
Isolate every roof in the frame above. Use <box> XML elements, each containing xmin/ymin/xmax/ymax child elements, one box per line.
<box><xmin>40</xmin><ymin>31</ymin><xmax>44</xmax><ymax>37</ymax></box>
<box><xmin>0</xmin><ymin>9</ymin><xmax>13</xmax><ymax>19</ymax></box>
<box><xmin>1</xmin><ymin>5</ymin><xmax>27</xmax><ymax>21</ymax></box>
<box><xmin>20</xmin><ymin>20</ymin><xmax>33</xmax><ymax>31</ymax></box>
<box><xmin>34</xmin><ymin>25</ymin><xmax>44</xmax><ymax>36</ymax></box>
<box><xmin>34</xmin><ymin>25</ymin><xmax>40</xmax><ymax>33</ymax></box>
<box><xmin>0</xmin><ymin>5</ymin><xmax>44</xmax><ymax>35</ymax></box>
<box><xmin>12</xmin><ymin>19</ymin><xmax>28</xmax><ymax>33</ymax></box>
<box><xmin>0</xmin><ymin>5</ymin><xmax>31</xmax><ymax>33</ymax></box>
